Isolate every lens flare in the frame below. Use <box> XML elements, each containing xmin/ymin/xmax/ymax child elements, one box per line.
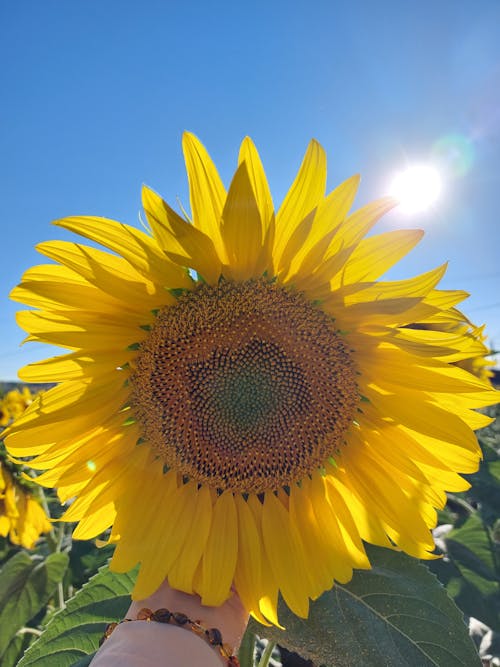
<box><xmin>432</xmin><ymin>134</ymin><xmax>475</xmax><ymax>177</ymax></box>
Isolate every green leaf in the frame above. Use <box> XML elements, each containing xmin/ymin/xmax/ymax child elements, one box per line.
<box><xmin>1</xmin><ymin>631</ymin><xmax>35</xmax><ymax>667</ymax></box>
<box><xmin>447</xmin><ymin>514</ymin><xmax>498</xmax><ymax>580</ymax></box>
<box><xmin>0</xmin><ymin>551</ymin><xmax>69</xmax><ymax>661</ymax></box>
<box><xmin>250</xmin><ymin>546</ymin><xmax>481</xmax><ymax>667</ymax></box>
<box><xmin>465</xmin><ymin>455</ymin><xmax>500</xmax><ymax>523</ymax></box>
<box><xmin>67</xmin><ymin>540</ymin><xmax>116</xmax><ymax>590</ymax></box>
<box><xmin>430</xmin><ymin>515</ymin><xmax>500</xmax><ymax>631</ymax></box>
<box><xmin>18</xmin><ymin>564</ymin><xmax>136</xmax><ymax>667</ymax></box>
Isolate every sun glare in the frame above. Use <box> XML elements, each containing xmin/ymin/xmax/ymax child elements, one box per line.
<box><xmin>389</xmin><ymin>165</ymin><xmax>442</xmax><ymax>214</ymax></box>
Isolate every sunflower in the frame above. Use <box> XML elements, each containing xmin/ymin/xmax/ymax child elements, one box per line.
<box><xmin>5</xmin><ymin>134</ymin><xmax>499</xmax><ymax>624</ymax></box>
<box><xmin>0</xmin><ymin>462</ymin><xmax>52</xmax><ymax>549</ymax></box>
<box><xmin>1</xmin><ymin>388</ymin><xmax>51</xmax><ymax>549</ymax></box>
<box><xmin>0</xmin><ymin>387</ymin><xmax>34</xmax><ymax>426</ymax></box>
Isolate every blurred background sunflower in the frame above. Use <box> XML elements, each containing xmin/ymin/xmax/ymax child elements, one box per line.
<box><xmin>0</xmin><ymin>389</ymin><xmax>51</xmax><ymax>549</ymax></box>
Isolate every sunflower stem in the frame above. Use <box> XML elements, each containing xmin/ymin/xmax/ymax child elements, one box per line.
<box><xmin>55</xmin><ymin>522</ymin><xmax>65</xmax><ymax>553</ymax></box>
<box><xmin>257</xmin><ymin>640</ymin><xmax>276</xmax><ymax>667</ymax></box>
<box><xmin>237</xmin><ymin>626</ymin><xmax>256</xmax><ymax>667</ymax></box>
<box><xmin>38</xmin><ymin>487</ymin><xmax>55</xmax><ymax>537</ymax></box>
<box><xmin>57</xmin><ymin>581</ymin><xmax>66</xmax><ymax>610</ymax></box>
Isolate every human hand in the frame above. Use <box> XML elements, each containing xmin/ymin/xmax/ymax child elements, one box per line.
<box><xmin>126</xmin><ymin>579</ymin><xmax>249</xmax><ymax>657</ymax></box>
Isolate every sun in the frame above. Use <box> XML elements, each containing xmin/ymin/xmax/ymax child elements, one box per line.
<box><xmin>389</xmin><ymin>164</ymin><xmax>442</xmax><ymax>214</ymax></box>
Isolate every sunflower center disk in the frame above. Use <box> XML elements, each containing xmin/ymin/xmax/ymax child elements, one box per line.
<box><xmin>131</xmin><ymin>279</ymin><xmax>359</xmax><ymax>493</ymax></box>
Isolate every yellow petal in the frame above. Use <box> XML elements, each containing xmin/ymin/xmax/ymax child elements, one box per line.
<box><xmin>238</xmin><ymin>137</ymin><xmax>274</xmax><ymax>231</ymax></box>
<box><xmin>247</xmin><ymin>495</ymin><xmax>281</xmax><ymax>627</ymax></box>
<box><xmin>54</xmin><ymin>216</ymin><xmax>191</xmax><ymax>290</ymax></box>
<box><xmin>182</xmin><ymin>132</ymin><xmax>227</xmax><ymax>261</ymax></box>
<box><xmin>36</xmin><ymin>242</ymin><xmax>167</xmax><ymax>307</ymax></box>
<box><xmin>322</xmin><ymin>476</ymin><xmax>370</xmax><ymax>570</ymax></box>
<box><xmin>112</xmin><ymin>463</ymin><xmax>177</xmax><ymax>585</ymax></box>
<box><xmin>289</xmin><ymin>481</ymin><xmax>334</xmax><ymax>598</ymax></box>
<box><xmin>262</xmin><ymin>491</ymin><xmax>310</xmax><ymax>618</ymax></box>
<box><xmin>5</xmin><ymin>378</ymin><xmax>128</xmax><ymax>453</ymax></box>
<box><xmin>72</xmin><ymin>502</ymin><xmax>116</xmax><ymax>540</ymax></box>
<box><xmin>134</xmin><ymin>481</ymin><xmax>198</xmax><ymax>598</ymax></box>
<box><xmin>6</xmin><ymin>413</ymin><xmax>119</xmax><ymax>457</ymax></box>
<box><xmin>274</xmin><ymin>140</ymin><xmax>326</xmax><ymax>269</ymax></box>
<box><xmin>278</xmin><ymin>209</ymin><xmax>316</xmax><ymax>281</ymax></box>
<box><xmin>16</xmin><ymin>310</ymin><xmax>146</xmax><ymax>351</ymax></box>
<box><xmin>308</xmin><ymin>473</ymin><xmax>356</xmax><ymax>583</ymax></box>
<box><xmin>361</xmin><ymin>344</ymin><xmax>494</xmax><ymax>394</ymax></box>
<box><xmin>18</xmin><ymin>349</ymin><xmax>135</xmax><ymax>383</ymax></box>
<box><xmin>338</xmin><ymin>264</ymin><xmax>448</xmax><ymax>306</ymax></box>
<box><xmin>233</xmin><ymin>495</ymin><xmax>268</xmax><ymax>625</ymax></box>
<box><xmin>341</xmin><ymin>433</ymin><xmax>435</xmax><ymax>549</ymax></box>
<box><xmin>338</xmin><ymin>229</ymin><xmax>424</xmax><ymax>285</ymax></box>
<box><xmin>365</xmin><ymin>385</ymin><xmax>482</xmax><ymax>457</ymax></box>
<box><xmin>168</xmin><ymin>484</ymin><xmax>212</xmax><ymax>594</ymax></box>
<box><xmin>221</xmin><ymin>162</ymin><xmax>264</xmax><ymax>280</ymax></box>
<box><xmin>286</xmin><ymin>174</ymin><xmax>360</xmax><ymax>280</ymax></box>
<box><xmin>329</xmin><ymin>471</ymin><xmax>394</xmax><ymax>549</ymax></box>
<box><xmin>12</xmin><ymin>279</ymin><xmax>129</xmax><ymax>315</ymax></box>
<box><xmin>61</xmin><ymin>445</ymin><xmax>150</xmax><ymax>522</ymax></box>
<box><xmin>201</xmin><ymin>491</ymin><xmax>237</xmax><ymax>606</ymax></box>
<box><xmin>142</xmin><ymin>185</ymin><xmax>222</xmax><ymax>284</ymax></box>
<box><xmin>328</xmin><ymin>196</ymin><xmax>398</xmax><ymax>261</ymax></box>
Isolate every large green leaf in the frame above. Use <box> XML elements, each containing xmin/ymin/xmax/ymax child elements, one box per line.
<box><xmin>250</xmin><ymin>546</ymin><xmax>481</xmax><ymax>667</ymax></box>
<box><xmin>0</xmin><ymin>551</ymin><xmax>69</xmax><ymax>664</ymax></box>
<box><xmin>18</xmin><ymin>564</ymin><xmax>136</xmax><ymax>667</ymax></box>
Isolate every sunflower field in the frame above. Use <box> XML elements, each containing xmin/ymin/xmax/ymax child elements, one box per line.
<box><xmin>1</xmin><ymin>136</ymin><xmax>499</xmax><ymax>666</ymax></box>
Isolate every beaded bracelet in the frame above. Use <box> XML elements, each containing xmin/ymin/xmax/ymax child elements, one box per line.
<box><xmin>99</xmin><ymin>607</ymin><xmax>240</xmax><ymax>666</ymax></box>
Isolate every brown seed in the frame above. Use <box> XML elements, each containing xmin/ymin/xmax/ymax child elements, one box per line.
<box><xmin>131</xmin><ymin>279</ymin><xmax>358</xmax><ymax>494</ymax></box>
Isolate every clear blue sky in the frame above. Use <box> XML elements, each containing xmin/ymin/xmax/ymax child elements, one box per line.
<box><xmin>1</xmin><ymin>1</ymin><xmax>500</xmax><ymax>380</ymax></box>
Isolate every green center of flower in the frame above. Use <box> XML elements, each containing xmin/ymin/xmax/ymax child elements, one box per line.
<box><xmin>131</xmin><ymin>278</ymin><xmax>358</xmax><ymax>493</ymax></box>
<box><xmin>188</xmin><ymin>338</ymin><xmax>310</xmax><ymax>442</ymax></box>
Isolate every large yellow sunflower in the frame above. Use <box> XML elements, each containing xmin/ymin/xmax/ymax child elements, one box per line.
<box><xmin>5</xmin><ymin>134</ymin><xmax>499</xmax><ymax>624</ymax></box>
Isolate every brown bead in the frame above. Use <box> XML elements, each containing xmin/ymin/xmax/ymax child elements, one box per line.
<box><xmin>206</xmin><ymin>627</ymin><xmax>223</xmax><ymax>646</ymax></box>
<box><xmin>105</xmin><ymin>622</ymin><xmax>118</xmax><ymax>636</ymax></box>
<box><xmin>152</xmin><ymin>608</ymin><xmax>171</xmax><ymax>623</ymax></box>
<box><xmin>172</xmin><ymin>611</ymin><xmax>189</xmax><ymax>625</ymax></box>
<box><xmin>190</xmin><ymin>621</ymin><xmax>204</xmax><ymax>635</ymax></box>
<box><xmin>137</xmin><ymin>607</ymin><xmax>153</xmax><ymax>621</ymax></box>
<box><xmin>99</xmin><ymin>622</ymin><xmax>118</xmax><ymax>646</ymax></box>
<box><xmin>221</xmin><ymin>643</ymin><xmax>234</xmax><ymax>657</ymax></box>
<box><xmin>100</xmin><ymin>607</ymin><xmax>238</xmax><ymax>666</ymax></box>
